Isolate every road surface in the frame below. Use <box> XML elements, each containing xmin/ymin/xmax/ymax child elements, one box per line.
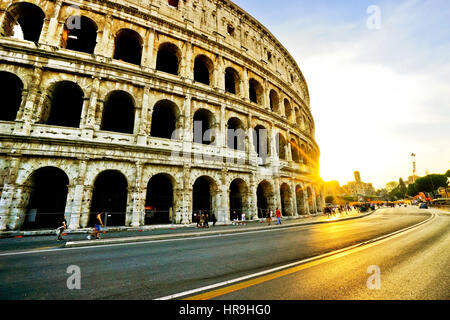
<box><xmin>0</xmin><ymin>207</ymin><xmax>447</xmax><ymax>300</ymax></box>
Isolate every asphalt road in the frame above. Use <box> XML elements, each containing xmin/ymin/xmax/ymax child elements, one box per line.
<box><xmin>0</xmin><ymin>207</ymin><xmax>446</xmax><ymax>300</ymax></box>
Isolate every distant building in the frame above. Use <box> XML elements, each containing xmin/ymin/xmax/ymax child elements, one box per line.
<box><xmin>342</xmin><ymin>171</ymin><xmax>375</xmax><ymax>197</ymax></box>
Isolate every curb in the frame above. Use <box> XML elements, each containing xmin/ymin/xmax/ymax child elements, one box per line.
<box><xmin>64</xmin><ymin>210</ymin><xmax>376</xmax><ymax>248</ymax></box>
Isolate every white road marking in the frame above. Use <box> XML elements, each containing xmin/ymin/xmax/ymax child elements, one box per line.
<box><xmin>154</xmin><ymin>213</ymin><xmax>436</xmax><ymax>300</ymax></box>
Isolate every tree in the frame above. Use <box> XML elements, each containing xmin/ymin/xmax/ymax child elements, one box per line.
<box><xmin>398</xmin><ymin>178</ymin><xmax>407</xmax><ymax>199</ymax></box>
<box><xmin>415</xmin><ymin>174</ymin><xmax>448</xmax><ymax>194</ymax></box>
<box><xmin>407</xmin><ymin>183</ymin><xmax>418</xmax><ymax>197</ymax></box>
<box><xmin>445</xmin><ymin>169</ymin><xmax>450</xmax><ymax>178</ymax></box>
<box><xmin>325</xmin><ymin>196</ymin><xmax>334</xmax><ymax>204</ymax></box>
<box><xmin>385</xmin><ymin>181</ymin><xmax>398</xmax><ymax>192</ymax></box>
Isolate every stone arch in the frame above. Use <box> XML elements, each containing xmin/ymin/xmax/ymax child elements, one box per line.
<box><xmin>101</xmin><ymin>90</ymin><xmax>135</xmax><ymax>134</ymax></box>
<box><xmin>90</xmin><ymin>169</ymin><xmax>128</xmax><ymax>227</ymax></box>
<box><xmin>61</xmin><ymin>15</ymin><xmax>98</xmax><ymax>54</ymax></box>
<box><xmin>21</xmin><ymin>166</ymin><xmax>69</xmax><ymax>230</ymax></box>
<box><xmin>192</xmin><ymin>175</ymin><xmax>219</xmax><ymax>219</ymax></box>
<box><xmin>276</xmin><ymin>132</ymin><xmax>287</xmax><ymax>160</ymax></box>
<box><xmin>284</xmin><ymin>98</ymin><xmax>292</xmax><ymax>121</ymax></box>
<box><xmin>150</xmin><ymin>99</ymin><xmax>181</xmax><ymax>139</ymax></box>
<box><xmin>0</xmin><ymin>71</ymin><xmax>23</xmax><ymax>121</ymax></box>
<box><xmin>280</xmin><ymin>182</ymin><xmax>292</xmax><ymax>216</ymax></box>
<box><xmin>224</xmin><ymin>67</ymin><xmax>240</xmax><ymax>95</ymax></box>
<box><xmin>113</xmin><ymin>28</ymin><xmax>143</xmax><ymax>65</ymax></box>
<box><xmin>145</xmin><ymin>173</ymin><xmax>176</xmax><ymax>224</ymax></box>
<box><xmin>269</xmin><ymin>89</ymin><xmax>280</xmax><ymax>113</ymax></box>
<box><xmin>256</xmin><ymin>179</ymin><xmax>274</xmax><ymax>218</ymax></box>
<box><xmin>1</xmin><ymin>2</ymin><xmax>45</xmax><ymax>42</ymax></box>
<box><xmin>290</xmin><ymin>138</ymin><xmax>300</xmax><ymax>163</ymax></box>
<box><xmin>194</xmin><ymin>54</ymin><xmax>214</xmax><ymax>85</ymax></box>
<box><xmin>249</xmin><ymin>78</ymin><xmax>263</xmax><ymax>105</ymax></box>
<box><xmin>296</xmin><ymin>184</ymin><xmax>307</xmax><ymax>215</ymax></box>
<box><xmin>156</xmin><ymin>42</ymin><xmax>182</xmax><ymax>75</ymax></box>
<box><xmin>168</xmin><ymin>0</ymin><xmax>179</xmax><ymax>8</ymax></box>
<box><xmin>41</xmin><ymin>80</ymin><xmax>84</xmax><ymax>128</ymax></box>
<box><xmin>227</xmin><ymin>117</ymin><xmax>246</xmax><ymax>151</ymax></box>
<box><xmin>193</xmin><ymin>108</ymin><xmax>217</xmax><ymax>145</ymax></box>
<box><xmin>253</xmin><ymin>124</ymin><xmax>270</xmax><ymax>159</ymax></box>
<box><xmin>229</xmin><ymin>178</ymin><xmax>248</xmax><ymax>220</ymax></box>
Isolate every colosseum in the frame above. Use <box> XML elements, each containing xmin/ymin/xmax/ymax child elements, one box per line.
<box><xmin>0</xmin><ymin>0</ymin><xmax>323</xmax><ymax>231</ymax></box>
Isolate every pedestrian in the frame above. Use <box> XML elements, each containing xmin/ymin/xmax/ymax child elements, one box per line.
<box><xmin>204</xmin><ymin>212</ymin><xmax>209</xmax><ymax>228</ymax></box>
<box><xmin>200</xmin><ymin>212</ymin><xmax>205</xmax><ymax>228</ymax></box>
<box><xmin>266</xmin><ymin>210</ymin><xmax>272</xmax><ymax>225</ymax></box>
<box><xmin>232</xmin><ymin>211</ymin><xmax>238</xmax><ymax>225</ymax></box>
<box><xmin>241</xmin><ymin>212</ymin><xmax>246</xmax><ymax>225</ymax></box>
<box><xmin>88</xmin><ymin>212</ymin><xmax>104</xmax><ymax>240</ymax></box>
<box><xmin>211</xmin><ymin>213</ymin><xmax>217</xmax><ymax>227</ymax></box>
<box><xmin>196</xmin><ymin>211</ymin><xmax>202</xmax><ymax>228</ymax></box>
<box><xmin>275</xmin><ymin>208</ymin><xmax>282</xmax><ymax>225</ymax></box>
<box><xmin>56</xmin><ymin>216</ymin><xmax>67</xmax><ymax>241</ymax></box>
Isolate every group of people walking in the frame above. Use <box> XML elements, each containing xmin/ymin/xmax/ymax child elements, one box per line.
<box><xmin>193</xmin><ymin>211</ymin><xmax>217</xmax><ymax>228</ymax></box>
<box><xmin>265</xmin><ymin>208</ymin><xmax>283</xmax><ymax>225</ymax></box>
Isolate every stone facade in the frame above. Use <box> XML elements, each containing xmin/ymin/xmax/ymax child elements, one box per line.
<box><xmin>0</xmin><ymin>0</ymin><xmax>323</xmax><ymax>231</ymax></box>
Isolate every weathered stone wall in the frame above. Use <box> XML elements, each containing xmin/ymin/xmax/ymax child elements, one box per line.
<box><xmin>0</xmin><ymin>0</ymin><xmax>323</xmax><ymax>231</ymax></box>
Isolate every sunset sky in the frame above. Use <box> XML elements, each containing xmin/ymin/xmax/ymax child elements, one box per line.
<box><xmin>235</xmin><ymin>0</ymin><xmax>450</xmax><ymax>189</ymax></box>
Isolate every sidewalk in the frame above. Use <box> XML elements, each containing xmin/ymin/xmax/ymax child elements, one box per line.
<box><xmin>64</xmin><ymin>209</ymin><xmax>375</xmax><ymax>248</ymax></box>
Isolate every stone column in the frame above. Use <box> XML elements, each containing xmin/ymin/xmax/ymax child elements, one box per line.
<box><xmin>303</xmin><ymin>184</ymin><xmax>310</xmax><ymax>215</ymax></box>
<box><xmin>131</xmin><ymin>162</ymin><xmax>144</xmax><ymax>227</ymax></box>
<box><xmin>242</xmin><ymin>68</ymin><xmax>249</xmax><ymax>101</ymax></box>
<box><xmin>141</xmin><ymin>29</ymin><xmax>155</xmax><ymax>68</ymax></box>
<box><xmin>248</xmin><ymin>173</ymin><xmax>257</xmax><ymax>219</ymax></box>
<box><xmin>137</xmin><ymin>86</ymin><xmax>151</xmax><ymax>145</ymax></box>
<box><xmin>17</xmin><ymin>67</ymin><xmax>43</xmax><ymax>134</ymax></box>
<box><xmin>0</xmin><ymin>155</ymin><xmax>21</xmax><ymax>230</ymax></box>
<box><xmin>40</xmin><ymin>0</ymin><xmax>63</xmax><ymax>46</ymax></box>
<box><xmin>81</xmin><ymin>77</ymin><xmax>100</xmax><ymax>139</ymax></box>
<box><xmin>291</xmin><ymin>181</ymin><xmax>298</xmax><ymax>218</ymax></box>
<box><xmin>182</xmin><ymin>41</ymin><xmax>193</xmax><ymax>81</ymax></box>
<box><xmin>65</xmin><ymin>159</ymin><xmax>88</xmax><ymax>229</ymax></box>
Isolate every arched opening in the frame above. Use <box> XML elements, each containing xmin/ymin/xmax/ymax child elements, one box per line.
<box><xmin>284</xmin><ymin>99</ymin><xmax>292</xmax><ymax>120</ymax></box>
<box><xmin>257</xmin><ymin>180</ymin><xmax>273</xmax><ymax>218</ymax></box>
<box><xmin>249</xmin><ymin>78</ymin><xmax>263</xmax><ymax>105</ymax></box>
<box><xmin>253</xmin><ymin>125</ymin><xmax>269</xmax><ymax>159</ymax></box>
<box><xmin>61</xmin><ymin>16</ymin><xmax>97</xmax><ymax>54</ymax></box>
<box><xmin>269</xmin><ymin>89</ymin><xmax>279</xmax><ymax>113</ymax></box>
<box><xmin>301</xmin><ymin>144</ymin><xmax>308</xmax><ymax>165</ymax></box>
<box><xmin>150</xmin><ymin>100</ymin><xmax>179</xmax><ymax>139</ymax></box>
<box><xmin>0</xmin><ymin>71</ymin><xmax>23</xmax><ymax>121</ymax></box>
<box><xmin>156</xmin><ymin>42</ymin><xmax>181</xmax><ymax>75</ymax></box>
<box><xmin>101</xmin><ymin>91</ymin><xmax>135</xmax><ymax>134</ymax></box>
<box><xmin>290</xmin><ymin>139</ymin><xmax>300</xmax><ymax>163</ymax></box>
<box><xmin>193</xmin><ymin>109</ymin><xmax>216</xmax><ymax>145</ymax></box>
<box><xmin>113</xmin><ymin>29</ymin><xmax>142</xmax><ymax>65</ymax></box>
<box><xmin>168</xmin><ymin>0</ymin><xmax>179</xmax><ymax>8</ymax></box>
<box><xmin>2</xmin><ymin>2</ymin><xmax>44</xmax><ymax>42</ymax></box>
<box><xmin>225</xmin><ymin>67</ymin><xmax>239</xmax><ymax>95</ymax></box>
<box><xmin>43</xmin><ymin>81</ymin><xmax>84</xmax><ymax>128</ymax></box>
<box><xmin>22</xmin><ymin>167</ymin><xmax>69</xmax><ymax>230</ymax></box>
<box><xmin>280</xmin><ymin>183</ymin><xmax>292</xmax><ymax>216</ymax></box>
<box><xmin>192</xmin><ymin>176</ymin><xmax>217</xmax><ymax>220</ymax></box>
<box><xmin>194</xmin><ymin>55</ymin><xmax>213</xmax><ymax>85</ymax></box>
<box><xmin>296</xmin><ymin>185</ymin><xmax>306</xmax><ymax>215</ymax></box>
<box><xmin>145</xmin><ymin>174</ymin><xmax>174</xmax><ymax>225</ymax></box>
<box><xmin>230</xmin><ymin>179</ymin><xmax>248</xmax><ymax>220</ymax></box>
<box><xmin>90</xmin><ymin>170</ymin><xmax>128</xmax><ymax>227</ymax></box>
<box><xmin>227</xmin><ymin>117</ymin><xmax>245</xmax><ymax>151</ymax></box>
<box><xmin>276</xmin><ymin>132</ymin><xmax>287</xmax><ymax>160</ymax></box>
<box><xmin>295</xmin><ymin>108</ymin><xmax>301</xmax><ymax>126</ymax></box>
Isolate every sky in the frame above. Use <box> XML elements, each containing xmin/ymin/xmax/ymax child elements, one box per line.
<box><xmin>234</xmin><ymin>0</ymin><xmax>450</xmax><ymax>189</ymax></box>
